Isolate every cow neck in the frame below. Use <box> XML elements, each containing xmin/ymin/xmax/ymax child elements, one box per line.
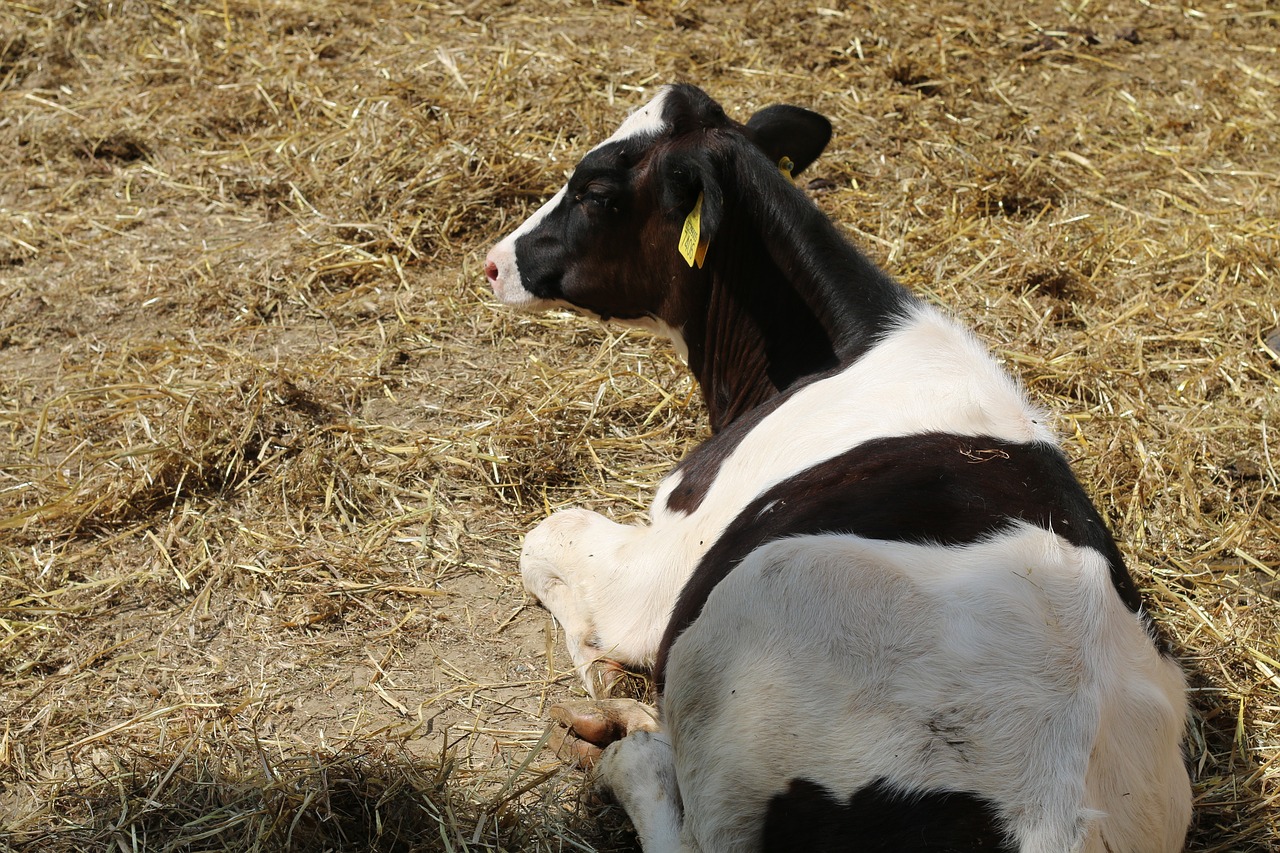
<box><xmin>744</xmin><ymin>160</ymin><xmax>917</xmax><ymax>365</ymax></box>
<box><xmin>681</xmin><ymin>155</ymin><xmax>917</xmax><ymax>433</ymax></box>
<box><xmin>682</xmin><ymin>248</ymin><xmax>822</xmax><ymax>433</ymax></box>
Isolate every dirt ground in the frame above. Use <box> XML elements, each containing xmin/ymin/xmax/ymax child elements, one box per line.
<box><xmin>2</xmin><ymin>1</ymin><xmax>1278</xmax><ymax>851</ymax></box>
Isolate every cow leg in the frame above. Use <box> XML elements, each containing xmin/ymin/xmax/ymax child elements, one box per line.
<box><xmin>597</xmin><ymin>729</ymin><xmax>697</xmax><ymax>853</ymax></box>
<box><xmin>519</xmin><ymin>518</ymin><xmax>608</xmax><ymax>690</ymax></box>
<box><xmin>521</xmin><ymin>507</ymin><xmax>676</xmax><ymax>695</ymax></box>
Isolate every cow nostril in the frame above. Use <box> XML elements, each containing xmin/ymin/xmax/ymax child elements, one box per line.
<box><xmin>484</xmin><ymin>260</ymin><xmax>499</xmax><ymax>283</ymax></box>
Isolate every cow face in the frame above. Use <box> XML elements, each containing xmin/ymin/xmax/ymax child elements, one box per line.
<box><xmin>484</xmin><ymin>84</ymin><xmax>832</xmax><ymax>347</ymax></box>
<box><xmin>484</xmin><ymin>87</ymin><xmax>686</xmax><ymax>328</ymax></box>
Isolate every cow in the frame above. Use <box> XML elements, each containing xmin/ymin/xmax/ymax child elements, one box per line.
<box><xmin>484</xmin><ymin>84</ymin><xmax>1191</xmax><ymax>853</ymax></box>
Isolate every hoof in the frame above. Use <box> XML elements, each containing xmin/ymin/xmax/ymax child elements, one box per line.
<box><xmin>549</xmin><ymin>698</ymin><xmax>660</xmax><ymax>769</ymax></box>
<box><xmin>549</xmin><ymin>722</ymin><xmax>606</xmax><ymax>768</ymax></box>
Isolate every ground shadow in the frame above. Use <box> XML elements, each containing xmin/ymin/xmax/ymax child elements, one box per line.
<box><xmin>1182</xmin><ymin>569</ymin><xmax>1280</xmax><ymax>852</ymax></box>
<box><xmin>0</xmin><ymin>732</ymin><xmax>637</xmax><ymax>853</ymax></box>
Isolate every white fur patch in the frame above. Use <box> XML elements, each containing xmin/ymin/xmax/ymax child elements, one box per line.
<box><xmin>599</xmin><ymin>88</ymin><xmax>671</xmax><ymax>149</ymax></box>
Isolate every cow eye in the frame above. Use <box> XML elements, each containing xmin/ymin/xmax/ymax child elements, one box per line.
<box><xmin>574</xmin><ymin>183</ymin><xmax>616</xmax><ymax>211</ymax></box>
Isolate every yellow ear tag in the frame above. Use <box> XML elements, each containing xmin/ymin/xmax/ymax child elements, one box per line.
<box><xmin>779</xmin><ymin>156</ymin><xmax>795</xmax><ymax>179</ymax></box>
<box><xmin>678</xmin><ymin>192</ymin><xmax>709</xmax><ymax>268</ymax></box>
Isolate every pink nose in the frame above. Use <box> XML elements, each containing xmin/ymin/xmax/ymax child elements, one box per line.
<box><xmin>484</xmin><ymin>260</ymin><xmax>499</xmax><ymax>283</ymax></box>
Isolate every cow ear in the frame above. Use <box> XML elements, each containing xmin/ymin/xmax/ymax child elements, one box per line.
<box><xmin>663</xmin><ymin>150</ymin><xmax>724</xmax><ymax>247</ymax></box>
<box><xmin>745</xmin><ymin>105</ymin><xmax>832</xmax><ymax>177</ymax></box>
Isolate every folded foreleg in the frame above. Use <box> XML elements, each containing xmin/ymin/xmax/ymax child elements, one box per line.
<box><xmin>521</xmin><ymin>507</ymin><xmax>684</xmax><ymax>695</ymax></box>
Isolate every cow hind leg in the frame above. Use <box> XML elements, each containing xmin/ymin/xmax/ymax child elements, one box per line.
<box><xmin>596</xmin><ymin>729</ymin><xmax>696</xmax><ymax>853</ymax></box>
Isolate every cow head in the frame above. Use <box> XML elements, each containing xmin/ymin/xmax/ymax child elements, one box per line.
<box><xmin>484</xmin><ymin>84</ymin><xmax>832</xmax><ymax>357</ymax></box>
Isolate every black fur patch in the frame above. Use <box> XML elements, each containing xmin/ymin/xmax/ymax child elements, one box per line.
<box><xmin>656</xmin><ymin>432</ymin><xmax>1152</xmax><ymax>687</ymax></box>
<box><xmin>763</xmin><ymin>777</ymin><xmax>1014</xmax><ymax>852</ymax></box>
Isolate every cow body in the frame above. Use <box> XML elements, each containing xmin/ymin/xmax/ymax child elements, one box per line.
<box><xmin>485</xmin><ymin>84</ymin><xmax>1190</xmax><ymax>853</ymax></box>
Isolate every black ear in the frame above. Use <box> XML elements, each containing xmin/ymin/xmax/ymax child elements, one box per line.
<box><xmin>662</xmin><ymin>148</ymin><xmax>725</xmax><ymax>246</ymax></box>
<box><xmin>745</xmin><ymin>105</ymin><xmax>833</xmax><ymax>177</ymax></box>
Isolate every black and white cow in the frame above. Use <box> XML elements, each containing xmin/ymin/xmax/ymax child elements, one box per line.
<box><xmin>485</xmin><ymin>84</ymin><xmax>1191</xmax><ymax>853</ymax></box>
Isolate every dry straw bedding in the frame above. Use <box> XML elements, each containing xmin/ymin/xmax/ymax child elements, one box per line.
<box><xmin>0</xmin><ymin>0</ymin><xmax>1277</xmax><ymax>850</ymax></box>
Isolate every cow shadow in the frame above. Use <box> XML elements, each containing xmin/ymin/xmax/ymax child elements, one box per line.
<box><xmin>1180</xmin><ymin>568</ymin><xmax>1279</xmax><ymax>852</ymax></box>
<box><xmin>0</xmin><ymin>731</ymin><xmax>639</xmax><ymax>853</ymax></box>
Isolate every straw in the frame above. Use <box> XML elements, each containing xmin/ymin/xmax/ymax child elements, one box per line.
<box><xmin>2</xmin><ymin>1</ymin><xmax>1276</xmax><ymax>849</ymax></box>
